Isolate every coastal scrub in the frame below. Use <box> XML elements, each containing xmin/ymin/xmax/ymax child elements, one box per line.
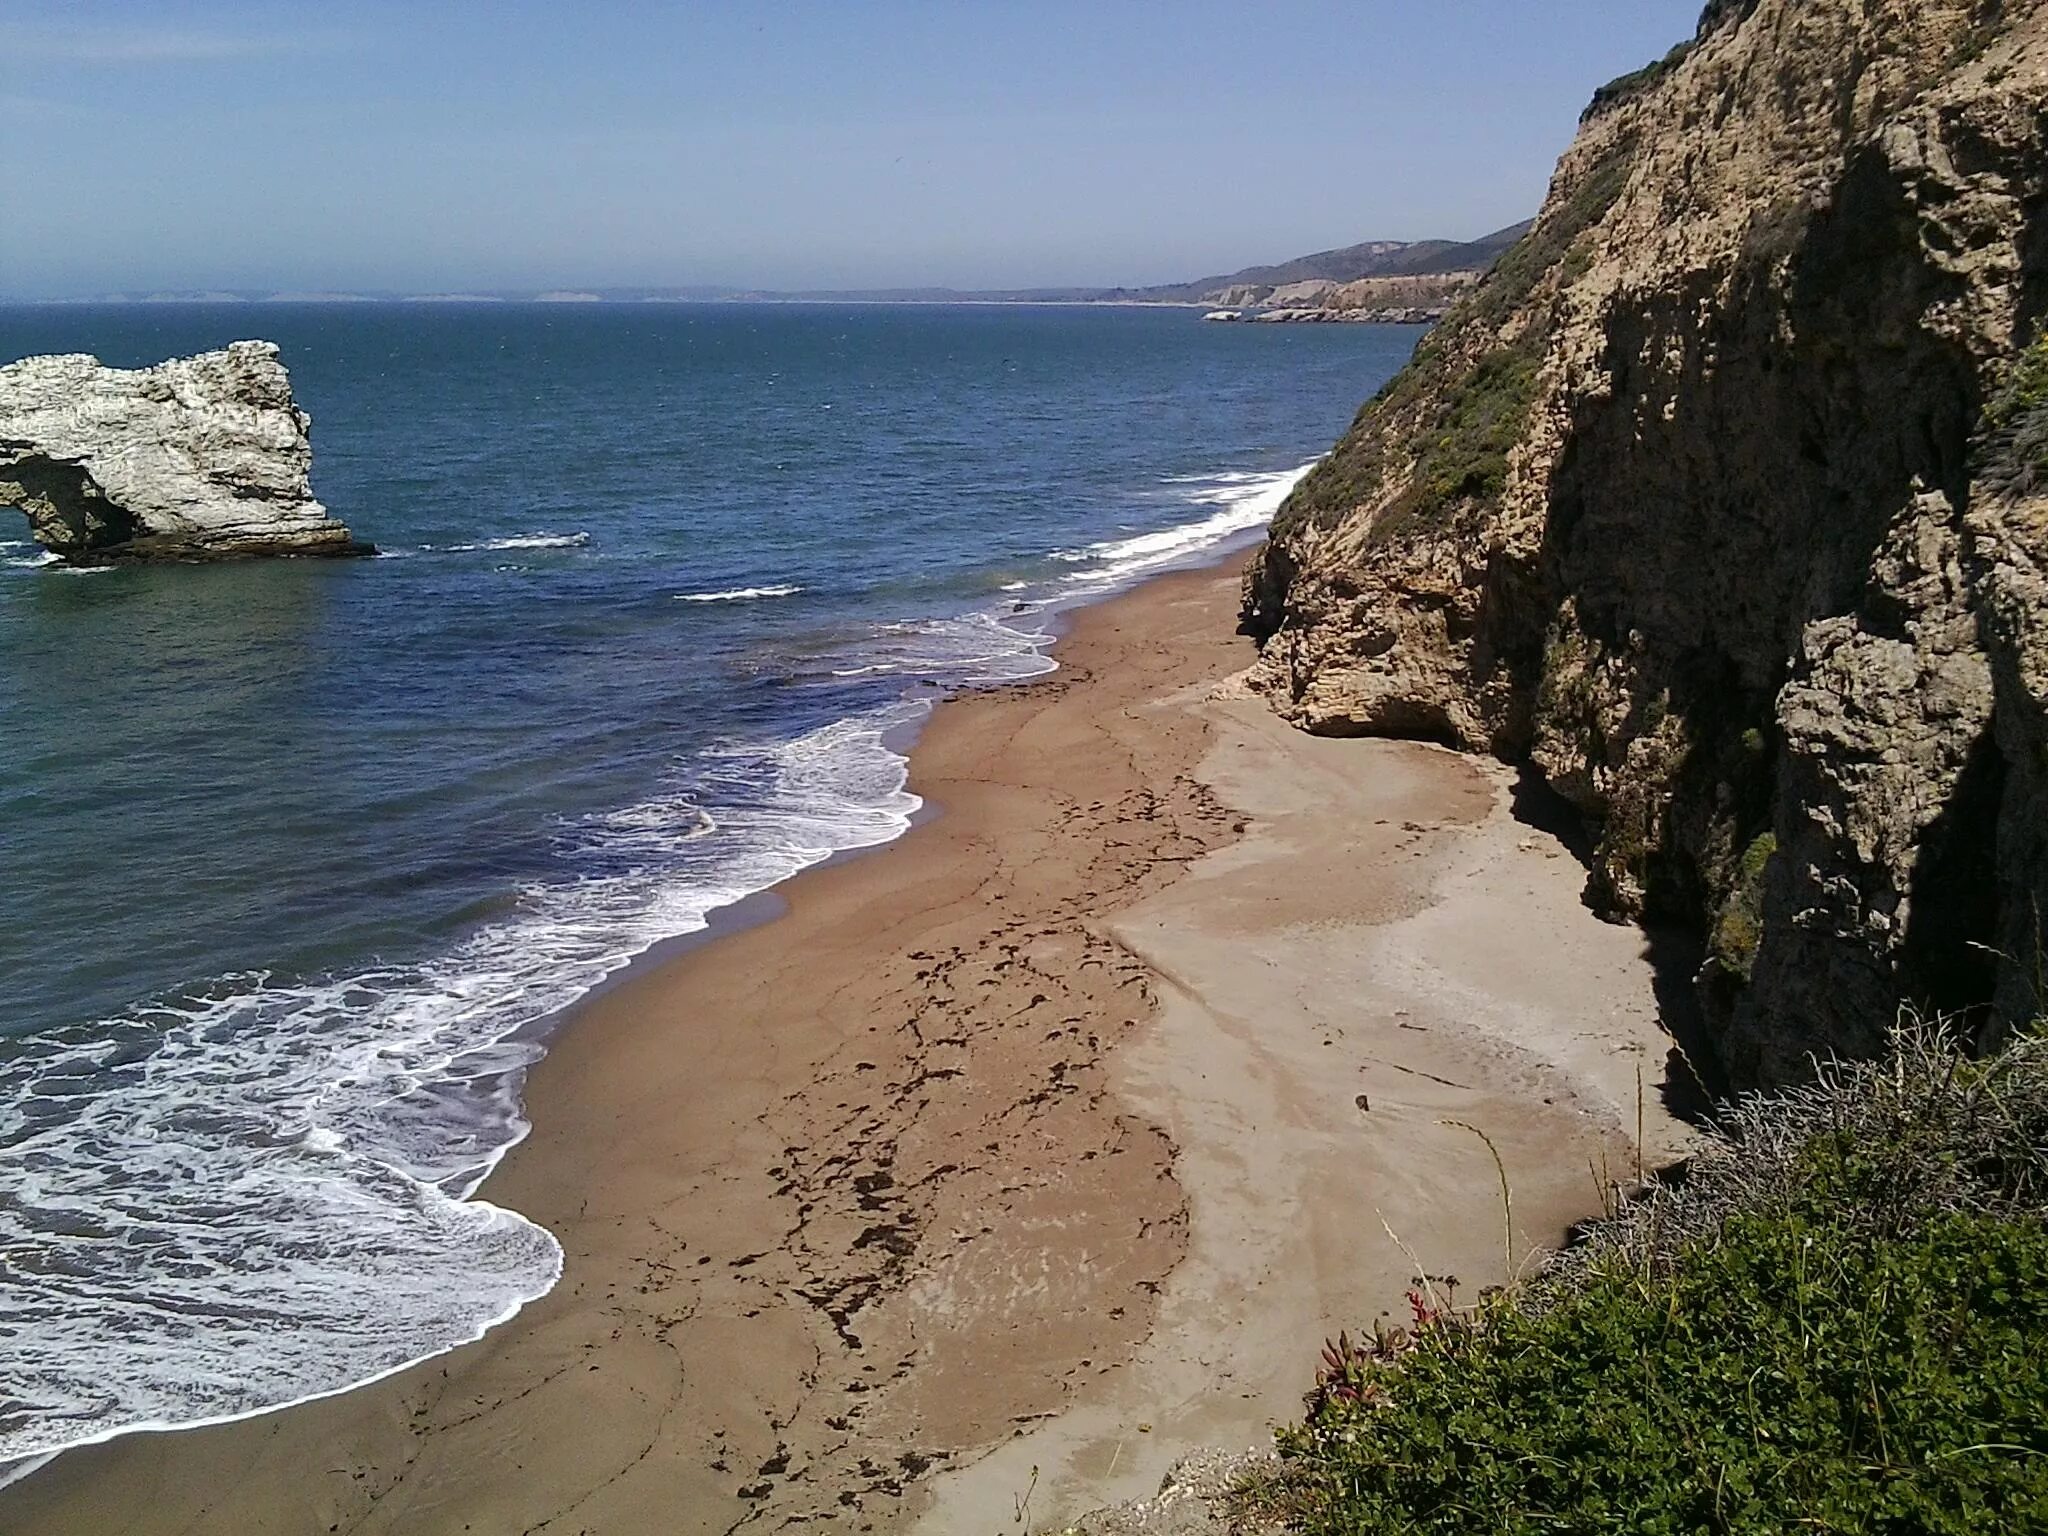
<box><xmin>1248</xmin><ymin>1030</ymin><xmax>2048</xmax><ymax>1534</ymax></box>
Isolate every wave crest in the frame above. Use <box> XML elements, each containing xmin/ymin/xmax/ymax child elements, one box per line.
<box><xmin>1048</xmin><ymin>462</ymin><xmax>1315</xmax><ymax>591</ymax></box>
<box><xmin>675</xmin><ymin>583</ymin><xmax>805</xmax><ymax>603</ymax></box>
<box><xmin>432</xmin><ymin>532</ymin><xmax>591</xmax><ymax>553</ymax></box>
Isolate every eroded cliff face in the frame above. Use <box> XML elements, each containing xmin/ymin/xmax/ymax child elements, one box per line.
<box><xmin>1243</xmin><ymin>0</ymin><xmax>2048</xmax><ymax>1084</ymax></box>
<box><xmin>0</xmin><ymin>341</ymin><xmax>369</xmax><ymax>564</ymax></box>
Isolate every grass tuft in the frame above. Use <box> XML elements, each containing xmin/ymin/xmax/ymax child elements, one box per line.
<box><xmin>1581</xmin><ymin>42</ymin><xmax>1695</xmax><ymax>124</ymax></box>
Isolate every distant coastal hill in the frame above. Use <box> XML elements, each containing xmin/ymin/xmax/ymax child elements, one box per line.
<box><xmin>13</xmin><ymin>224</ymin><xmax>1530</xmax><ymax>309</ymax></box>
<box><xmin>1150</xmin><ymin>220</ymin><xmax>1530</xmax><ymax>306</ymax></box>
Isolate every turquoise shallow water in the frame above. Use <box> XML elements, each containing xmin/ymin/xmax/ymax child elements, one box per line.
<box><xmin>0</xmin><ymin>302</ymin><xmax>1413</xmax><ymax>1465</ymax></box>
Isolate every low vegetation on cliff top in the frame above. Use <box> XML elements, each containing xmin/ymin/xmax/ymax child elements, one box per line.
<box><xmin>1239</xmin><ymin>1030</ymin><xmax>2048</xmax><ymax>1534</ymax></box>
<box><xmin>1581</xmin><ymin>41</ymin><xmax>1695</xmax><ymax>123</ymax></box>
<box><xmin>1270</xmin><ymin>135</ymin><xmax>1634</xmax><ymax>547</ymax></box>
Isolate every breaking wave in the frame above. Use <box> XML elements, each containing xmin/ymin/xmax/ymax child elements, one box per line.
<box><xmin>676</xmin><ymin>583</ymin><xmax>805</xmax><ymax>603</ymax></box>
<box><xmin>0</xmin><ymin>709</ymin><xmax>924</xmax><ymax>1469</ymax></box>
<box><xmin>1048</xmin><ymin>461</ymin><xmax>1315</xmax><ymax>593</ymax></box>
<box><xmin>433</xmin><ymin>532</ymin><xmax>591</xmax><ymax>553</ymax></box>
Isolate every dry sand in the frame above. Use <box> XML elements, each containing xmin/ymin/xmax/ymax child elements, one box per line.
<box><xmin>3</xmin><ymin>563</ymin><xmax>1688</xmax><ymax>1536</ymax></box>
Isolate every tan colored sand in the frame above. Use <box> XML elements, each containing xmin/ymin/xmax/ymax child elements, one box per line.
<box><xmin>2</xmin><ymin>565</ymin><xmax>1688</xmax><ymax>1536</ymax></box>
<box><xmin>914</xmin><ymin>691</ymin><xmax>1689</xmax><ymax>1529</ymax></box>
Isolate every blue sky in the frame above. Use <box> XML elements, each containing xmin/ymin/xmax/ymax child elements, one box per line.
<box><xmin>1</xmin><ymin>1</ymin><xmax>1703</xmax><ymax>296</ymax></box>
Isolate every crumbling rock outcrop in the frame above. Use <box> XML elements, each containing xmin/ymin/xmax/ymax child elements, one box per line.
<box><xmin>0</xmin><ymin>341</ymin><xmax>369</xmax><ymax>564</ymax></box>
<box><xmin>1242</xmin><ymin>0</ymin><xmax>2048</xmax><ymax>1085</ymax></box>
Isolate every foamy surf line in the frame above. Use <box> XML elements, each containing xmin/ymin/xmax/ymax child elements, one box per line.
<box><xmin>1047</xmin><ymin>458</ymin><xmax>1315</xmax><ymax>596</ymax></box>
<box><xmin>0</xmin><ymin>1201</ymin><xmax>550</xmax><ymax>1488</ymax></box>
<box><xmin>0</xmin><ymin>709</ymin><xmax>934</xmax><ymax>1475</ymax></box>
<box><xmin>0</xmin><ymin>457</ymin><xmax>1307</xmax><ymax>1481</ymax></box>
<box><xmin>676</xmin><ymin>582</ymin><xmax>805</xmax><ymax>603</ymax></box>
<box><xmin>438</xmin><ymin>531</ymin><xmax>591</xmax><ymax>552</ymax></box>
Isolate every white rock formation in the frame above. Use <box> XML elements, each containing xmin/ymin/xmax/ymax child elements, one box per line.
<box><xmin>0</xmin><ymin>341</ymin><xmax>369</xmax><ymax>563</ymax></box>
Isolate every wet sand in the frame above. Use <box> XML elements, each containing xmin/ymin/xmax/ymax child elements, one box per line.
<box><xmin>4</xmin><ymin>563</ymin><xmax>1686</xmax><ymax>1535</ymax></box>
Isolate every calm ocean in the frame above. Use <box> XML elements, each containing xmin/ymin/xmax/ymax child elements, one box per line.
<box><xmin>0</xmin><ymin>302</ymin><xmax>1412</xmax><ymax>1467</ymax></box>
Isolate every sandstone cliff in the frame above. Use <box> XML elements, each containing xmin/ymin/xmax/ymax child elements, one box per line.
<box><xmin>1208</xmin><ymin>272</ymin><xmax>1479</xmax><ymax>313</ymax></box>
<box><xmin>0</xmin><ymin>341</ymin><xmax>368</xmax><ymax>564</ymax></box>
<box><xmin>1242</xmin><ymin>0</ymin><xmax>2048</xmax><ymax>1085</ymax></box>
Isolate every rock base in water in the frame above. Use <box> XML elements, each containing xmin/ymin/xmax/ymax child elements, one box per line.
<box><xmin>0</xmin><ymin>341</ymin><xmax>371</xmax><ymax>564</ymax></box>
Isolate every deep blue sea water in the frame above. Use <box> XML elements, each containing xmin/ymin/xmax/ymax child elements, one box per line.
<box><xmin>0</xmin><ymin>302</ymin><xmax>1412</xmax><ymax>1467</ymax></box>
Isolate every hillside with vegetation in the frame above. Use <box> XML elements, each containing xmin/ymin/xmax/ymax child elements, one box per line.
<box><xmin>1067</xmin><ymin>1027</ymin><xmax>2048</xmax><ymax>1535</ymax></box>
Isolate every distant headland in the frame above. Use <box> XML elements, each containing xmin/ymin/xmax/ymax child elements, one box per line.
<box><xmin>1</xmin><ymin>222</ymin><xmax>1529</xmax><ymax>316</ymax></box>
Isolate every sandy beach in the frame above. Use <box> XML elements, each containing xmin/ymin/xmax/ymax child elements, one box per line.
<box><xmin>5</xmin><ymin>560</ymin><xmax>1687</xmax><ymax>1535</ymax></box>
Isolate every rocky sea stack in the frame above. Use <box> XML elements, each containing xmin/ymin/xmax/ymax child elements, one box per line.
<box><xmin>1242</xmin><ymin>0</ymin><xmax>2048</xmax><ymax>1087</ymax></box>
<box><xmin>0</xmin><ymin>340</ymin><xmax>370</xmax><ymax>565</ymax></box>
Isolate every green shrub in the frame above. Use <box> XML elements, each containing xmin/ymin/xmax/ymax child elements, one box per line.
<box><xmin>1710</xmin><ymin>831</ymin><xmax>1778</xmax><ymax>980</ymax></box>
<box><xmin>1984</xmin><ymin>335</ymin><xmax>2048</xmax><ymax>434</ymax></box>
<box><xmin>1952</xmin><ymin>4</ymin><xmax>2018</xmax><ymax>70</ymax></box>
<box><xmin>1255</xmin><ymin>1033</ymin><xmax>2048</xmax><ymax>1534</ymax></box>
<box><xmin>1464</xmin><ymin>147</ymin><xmax>1631</xmax><ymax>335</ymax></box>
<box><xmin>1273</xmin><ymin>1209</ymin><xmax>2048</xmax><ymax>1534</ymax></box>
<box><xmin>1373</xmin><ymin>332</ymin><xmax>1544</xmax><ymax>543</ymax></box>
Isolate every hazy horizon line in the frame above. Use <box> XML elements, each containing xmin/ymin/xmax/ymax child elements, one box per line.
<box><xmin>2</xmin><ymin>217</ymin><xmax>1537</xmax><ymax>307</ymax></box>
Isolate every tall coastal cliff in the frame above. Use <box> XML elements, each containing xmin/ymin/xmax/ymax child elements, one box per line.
<box><xmin>1242</xmin><ymin>0</ymin><xmax>2048</xmax><ymax>1086</ymax></box>
<box><xmin>0</xmin><ymin>342</ymin><xmax>368</xmax><ymax>564</ymax></box>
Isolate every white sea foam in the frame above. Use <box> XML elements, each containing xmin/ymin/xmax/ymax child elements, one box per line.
<box><xmin>825</xmin><ymin>612</ymin><xmax>1055</xmax><ymax>685</ymax></box>
<box><xmin>4</xmin><ymin>551</ymin><xmax>61</xmax><ymax>569</ymax></box>
<box><xmin>1155</xmin><ymin>468</ymin><xmax>1280</xmax><ymax>484</ymax></box>
<box><xmin>1049</xmin><ymin>461</ymin><xmax>1316</xmax><ymax>593</ymax></box>
<box><xmin>675</xmin><ymin>583</ymin><xmax>805</xmax><ymax>603</ymax></box>
<box><xmin>0</xmin><ymin>709</ymin><xmax>925</xmax><ymax>1467</ymax></box>
<box><xmin>436</xmin><ymin>532</ymin><xmax>591</xmax><ymax>553</ymax></box>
